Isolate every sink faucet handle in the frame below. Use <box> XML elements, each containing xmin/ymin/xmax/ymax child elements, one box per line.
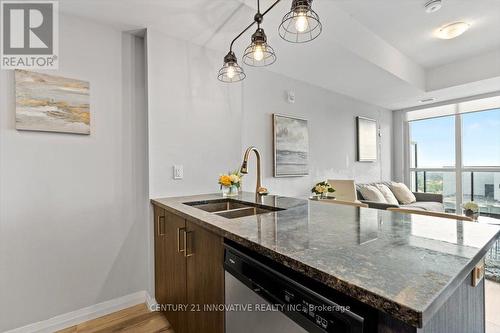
<box><xmin>257</xmin><ymin>187</ymin><xmax>269</xmax><ymax>196</ymax></box>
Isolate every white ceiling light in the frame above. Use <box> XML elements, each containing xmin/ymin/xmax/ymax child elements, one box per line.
<box><xmin>425</xmin><ymin>0</ymin><xmax>442</xmax><ymax>13</ymax></box>
<box><xmin>419</xmin><ymin>97</ymin><xmax>436</xmax><ymax>103</ymax></box>
<box><xmin>435</xmin><ymin>22</ymin><xmax>470</xmax><ymax>39</ymax></box>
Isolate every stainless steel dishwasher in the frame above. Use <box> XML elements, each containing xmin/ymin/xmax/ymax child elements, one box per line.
<box><xmin>224</xmin><ymin>243</ymin><xmax>371</xmax><ymax>333</ymax></box>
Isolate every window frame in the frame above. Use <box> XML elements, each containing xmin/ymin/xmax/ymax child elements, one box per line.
<box><xmin>406</xmin><ymin>108</ymin><xmax>500</xmax><ymax>214</ymax></box>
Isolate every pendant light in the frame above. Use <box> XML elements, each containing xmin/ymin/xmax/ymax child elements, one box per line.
<box><xmin>217</xmin><ymin>0</ymin><xmax>323</xmax><ymax>82</ymax></box>
<box><xmin>279</xmin><ymin>0</ymin><xmax>322</xmax><ymax>43</ymax></box>
<box><xmin>243</xmin><ymin>26</ymin><xmax>276</xmax><ymax>67</ymax></box>
<box><xmin>218</xmin><ymin>51</ymin><xmax>246</xmax><ymax>83</ymax></box>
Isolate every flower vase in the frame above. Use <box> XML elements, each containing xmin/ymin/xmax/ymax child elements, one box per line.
<box><xmin>222</xmin><ymin>185</ymin><xmax>238</xmax><ymax>197</ymax></box>
<box><xmin>464</xmin><ymin>209</ymin><xmax>479</xmax><ymax>221</ymax></box>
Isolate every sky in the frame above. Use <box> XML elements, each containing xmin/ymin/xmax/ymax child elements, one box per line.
<box><xmin>410</xmin><ymin>109</ymin><xmax>500</xmax><ymax>168</ymax></box>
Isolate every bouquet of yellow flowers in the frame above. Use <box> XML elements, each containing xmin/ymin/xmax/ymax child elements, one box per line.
<box><xmin>219</xmin><ymin>170</ymin><xmax>243</xmax><ymax>197</ymax></box>
<box><xmin>219</xmin><ymin>170</ymin><xmax>242</xmax><ymax>189</ymax></box>
<box><xmin>311</xmin><ymin>181</ymin><xmax>335</xmax><ymax>198</ymax></box>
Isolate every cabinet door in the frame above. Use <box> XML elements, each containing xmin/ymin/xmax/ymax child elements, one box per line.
<box><xmin>185</xmin><ymin>220</ymin><xmax>224</xmax><ymax>333</ymax></box>
<box><xmin>154</xmin><ymin>206</ymin><xmax>168</xmax><ymax>305</ymax></box>
<box><xmin>155</xmin><ymin>208</ymin><xmax>188</xmax><ymax>333</ymax></box>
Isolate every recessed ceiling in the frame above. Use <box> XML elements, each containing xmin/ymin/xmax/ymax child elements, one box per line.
<box><xmin>59</xmin><ymin>0</ymin><xmax>500</xmax><ymax>110</ymax></box>
<box><xmin>333</xmin><ymin>0</ymin><xmax>500</xmax><ymax>69</ymax></box>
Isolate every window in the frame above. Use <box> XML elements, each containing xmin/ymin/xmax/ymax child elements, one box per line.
<box><xmin>410</xmin><ymin>116</ymin><xmax>455</xmax><ymax>168</ymax></box>
<box><xmin>462</xmin><ymin>172</ymin><xmax>500</xmax><ymax>216</ymax></box>
<box><xmin>409</xmin><ymin>116</ymin><xmax>456</xmax><ymax>211</ymax></box>
<box><xmin>407</xmin><ymin>107</ymin><xmax>500</xmax><ymax>218</ymax></box>
<box><xmin>462</xmin><ymin>109</ymin><xmax>500</xmax><ymax>167</ymax></box>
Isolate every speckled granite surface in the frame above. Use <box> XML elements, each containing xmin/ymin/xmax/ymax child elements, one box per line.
<box><xmin>151</xmin><ymin>193</ymin><xmax>500</xmax><ymax>328</ymax></box>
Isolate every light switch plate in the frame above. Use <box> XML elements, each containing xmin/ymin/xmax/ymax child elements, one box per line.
<box><xmin>173</xmin><ymin>165</ymin><xmax>183</xmax><ymax>180</ymax></box>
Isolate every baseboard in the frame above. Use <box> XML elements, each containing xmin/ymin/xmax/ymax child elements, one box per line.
<box><xmin>4</xmin><ymin>290</ymin><xmax>153</xmax><ymax>333</ymax></box>
<box><xmin>145</xmin><ymin>292</ymin><xmax>158</xmax><ymax>312</ymax></box>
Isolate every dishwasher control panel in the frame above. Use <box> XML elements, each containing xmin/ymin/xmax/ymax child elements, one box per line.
<box><xmin>224</xmin><ymin>244</ymin><xmax>367</xmax><ymax>333</ymax></box>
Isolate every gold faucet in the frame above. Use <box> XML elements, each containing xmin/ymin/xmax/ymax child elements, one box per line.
<box><xmin>240</xmin><ymin>146</ymin><xmax>269</xmax><ymax>202</ymax></box>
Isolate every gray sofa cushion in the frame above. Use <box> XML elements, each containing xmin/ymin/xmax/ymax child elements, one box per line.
<box><xmin>402</xmin><ymin>201</ymin><xmax>445</xmax><ymax>212</ymax></box>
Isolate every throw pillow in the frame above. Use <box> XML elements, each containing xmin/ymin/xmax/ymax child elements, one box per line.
<box><xmin>376</xmin><ymin>184</ymin><xmax>399</xmax><ymax>205</ymax></box>
<box><xmin>359</xmin><ymin>185</ymin><xmax>387</xmax><ymax>203</ymax></box>
<box><xmin>390</xmin><ymin>182</ymin><xmax>416</xmax><ymax>204</ymax></box>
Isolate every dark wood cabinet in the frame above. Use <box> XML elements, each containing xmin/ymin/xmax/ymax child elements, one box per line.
<box><xmin>153</xmin><ymin>206</ymin><xmax>169</xmax><ymax>305</ymax></box>
<box><xmin>153</xmin><ymin>206</ymin><xmax>224</xmax><ymax>333</ymax></box>
<box><xmin>186</xmin><ymin>220</ymin><xmax>225</xmax><ymax>333</ymax></box>
<box><xmin>154</xmin><ymin>206</ymin><xmax>188</xmax><ymax>333</ymax></box>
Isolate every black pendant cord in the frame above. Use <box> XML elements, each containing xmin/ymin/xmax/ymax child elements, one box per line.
<box><xmin>230</xmin><ymin>21</ymin><xmax>257</xmax><ymax>52</ymax></box>
<box><xmin>262</xmin><ymin>0</ymin><xmax>282</xmax><ymax>16</ymax></box>
<box><xmin>229</xmin><ymin>0</ymin><xmax>282</xmax><ymax>52</ymax></box>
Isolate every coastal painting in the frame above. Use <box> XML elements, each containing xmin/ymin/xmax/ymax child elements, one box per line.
<box><xmin>356</xmin><ymin>116</ymin><xmax>377</xmax><ymax>162</ymax></box>
<box><xmin>15</xmin><ymin>70</ymin><xmax>90</xmax><ymax>134</ymax></box>
<box><xmin>273</xmin><ymin>114</ymin><xmax>309</xmax><ymax>177</ymax></box>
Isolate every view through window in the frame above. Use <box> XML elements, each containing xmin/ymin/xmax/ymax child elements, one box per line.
<box><xmin>409</xmin><ymin>108</ymin><xmax>500</xmax><ymax>217</ymax></box>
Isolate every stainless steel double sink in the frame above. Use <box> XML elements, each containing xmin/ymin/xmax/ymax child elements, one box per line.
<box><xmin>184</xmin><ymin>199</ymin><xmax>284</xmax><ymax>219</ymax></box>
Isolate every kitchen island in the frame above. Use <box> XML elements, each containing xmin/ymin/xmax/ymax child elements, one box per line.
<box><xmin>151</xmin><ymin>193</ymin><xmax>500</xmax><ymax>333</ymax></box>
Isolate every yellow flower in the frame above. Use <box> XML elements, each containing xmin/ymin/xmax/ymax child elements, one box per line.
<box><xmin>315</xmin><ymin>185</ymin><xmax>324</xmax><ymax>193</ymax></box>
<box><xmin>229</xmin><ymin>174</ymin><xmax>240</xmax><ymax>184</ymax></box>
<box><xmin>219</xmin><ymin>175</ymin><xmax>232</xmax><ymax>187</ymax></box>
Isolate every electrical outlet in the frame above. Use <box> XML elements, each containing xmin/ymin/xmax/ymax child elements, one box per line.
<box><xmin>173</xmin><ymin>165</ymin><xmax>183</xmax><ymax>180</ymax></box>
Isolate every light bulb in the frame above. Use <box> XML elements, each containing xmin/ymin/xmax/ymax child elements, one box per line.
<box><xmin>226</xmin><ymin>65</ymin><xmax>236</xmax><ymax>79</ymax></box>
<box><xmin>295</xmin><ymin>13</ymin><xmax>309</xmax><ymax>32</ymax></box>
<box><xmin>253</xmin><ymin>44</ymin><xmax>264</xmax><ymax>61</ymax></box>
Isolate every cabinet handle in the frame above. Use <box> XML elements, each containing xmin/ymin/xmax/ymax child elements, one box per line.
<box><xmin>184</xmin><ymin>231</ymin><xmax>194</xmax><ymax>257</ymax></box>
<box><xmin>177</xmin><ymin>227</ymin><xmax>186</xmax><ymax>253</ymax></box>
<box><xmin>157</xmin><ymin>216</ymin><xmax>166</xmax><ymax>236</ymax></box>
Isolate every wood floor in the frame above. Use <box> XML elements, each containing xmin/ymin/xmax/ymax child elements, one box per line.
<box><xmin>54</xmin><ymin>281</ymin><xmax>500</xmax><ymax>333</ymax></box>
<box><xmin>56</xmin><ymin>304</ymin><xmax>173</xmax><ymax>333</ymax></box>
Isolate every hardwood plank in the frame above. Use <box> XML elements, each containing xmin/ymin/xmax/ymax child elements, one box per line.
<box><xmin>55</xmin><ymin>304</ymin><xmax>173</xmax><ymax>333</ymax></box>
<box><xmin>75</xmin><ymin>304</ymin><xmax>150</xmax><ymax>332</ymax></box>
<box><xmin>118</xmin><ymin>312</ymin><xmax>171</xmax><ymax>333</ymax></box>
<box><xmin>91</xmin><ymin>312</ymin><xmax>169</xmax><ymax>333</ymax></box>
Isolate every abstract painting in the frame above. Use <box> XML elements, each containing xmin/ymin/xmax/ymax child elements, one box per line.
<box><xmin>273</xmin><ymin>114</ymin><xmax>309</xmax><ymax>177</ymax></box>
<box><xmin>15</xmin><ymin>70</ymin><xmax>90</xmax><ymax>134</ymax></box>
<box><xmin>356</xmin><ymin>116</ymin><xmax>377</xmax><ymax>162</ymax></box>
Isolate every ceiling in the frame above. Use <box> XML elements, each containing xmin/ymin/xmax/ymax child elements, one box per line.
<box><xmin>59</xmin><ymin>0</ymin><xmax>500</xmax><ymax>110</ymax></box>
<box><xmin>334</xmin><ymin>0</ymin><xmax>500</xmax><ymax>69</ymax></box>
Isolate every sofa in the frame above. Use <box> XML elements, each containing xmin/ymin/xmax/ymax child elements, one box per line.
<box><xmin>356</xmin><ymin>181</ymin><xmax>445</xmax><ymax>212</ymax></box>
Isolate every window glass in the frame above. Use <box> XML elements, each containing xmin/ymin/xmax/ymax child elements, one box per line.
<box><xmin>462</xmin><ymin>109</ymin><xmax>500</xmax><ymax>167</ymax></box>
<box><xmin>410</xmin><ymin>116</ymin><xmax>455</xmax><ymax>168</ymax></box>
<box><xmin>462</xmin><ymin>172</ymin><xmax>500</xmax><ymax>216</ymax></box>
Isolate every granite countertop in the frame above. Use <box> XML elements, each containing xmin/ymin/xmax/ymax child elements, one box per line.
<box><xmin>151</xmin><ymin>192</ymin><xmax>500</xmax><ymax>328</ymax></box>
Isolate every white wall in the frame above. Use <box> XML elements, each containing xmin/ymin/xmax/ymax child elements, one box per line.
<box><xmin>0</xmin><ymin>15</ymin><xmax>149</xmax><ymax>331</ymax></box>
<box><xmin>147</xmin><ymin>30</ymin><xmax>243</xmax><ymax>198</ymax></box>
<box><xmin>147</xmin><ymin>32</ymin><xmax>392</xmax><ymax>199</ymax></box>
<box><xmin>240</xmin><ymin>68</ymin><xmax>393</xmax><ymax>197</ymax></box>
<box><xmin>0</xmin><ymin>20</ymin><xmax>393</xmax><ymax>330</ymax></box>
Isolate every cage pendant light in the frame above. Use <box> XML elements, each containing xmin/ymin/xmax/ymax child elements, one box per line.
<box><xmin>218</xmin><ymin>0</ymin><xmax>323</xmax><ymax>82</ymax></box>
<box><xmin>217</xmin><ymin>51</ymin><xmax>246</xmax><ymax>83</ymax></box>
<box><xmin>243</xmin><ymin>27</ymin><xmax>277</xmax><ymax>67</ymax></box>
<box><xmin>279</xmin><ymin>0</ymin><xmax>322</xmax><ymax>43</ymax></box>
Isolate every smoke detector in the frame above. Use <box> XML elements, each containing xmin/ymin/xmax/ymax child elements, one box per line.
<box><xmin>425</xmin><ymin>0</ymin><xmax>442</xmax><ymax>13</ymax></box>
